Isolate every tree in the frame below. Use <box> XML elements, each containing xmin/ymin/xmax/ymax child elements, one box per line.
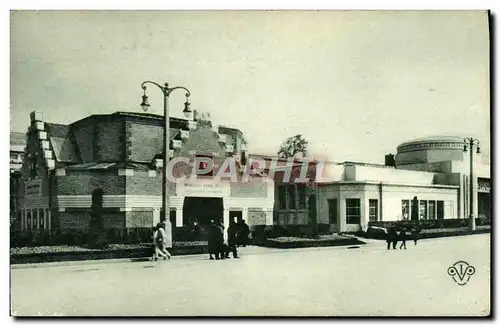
<box><xmin>277</xmin><ymin>134</ymin><xmax>308</xmax><ymax>159</ymax></box>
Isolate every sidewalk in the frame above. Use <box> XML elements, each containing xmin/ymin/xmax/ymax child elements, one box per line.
<box><xmin>11</xmin><ymin>243</ymin><xmax>373</xmax><ymax>270</ymax></box>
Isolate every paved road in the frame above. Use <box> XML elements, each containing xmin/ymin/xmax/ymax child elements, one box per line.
<box><xmin>11</xmin><ymin>235</ymin><xmax>490</xmax><ymax>316</ymax></box>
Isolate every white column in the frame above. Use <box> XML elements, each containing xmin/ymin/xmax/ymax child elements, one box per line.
<box><xmin>361</xmin><ymin>196</ymin><xmax>369</xmax><ymax>232</ymax></box>
<box><xmin>459</xmin><ymin>174</ymin><xmax>466</xmax><ymax>219</ymax></box>
<box><xmin>153</xmin><ymin>208</ymin><xmax>160</xmax><ymax>226</ymax></box>
<box><xmin>47</xmin><ymin>209</ymin><xmax>52</xmax><ymax>233</ymax></box>
<box><xmin>339</xmin><ymin>197</ymin><xmax>346</xmax><ymax>232</ymax></box>
<box><xmin>473</xmin><ymin>177</ymin><xmax>479</xmax><ymax>219</ymax></box>
<box><xmin>35</xmin><ymin>209</ymin><xmax>39</xmax><ymax>230</ymax></box>
<box><xmin>242</xmin><ymin>208</ymin><xmax>249</xmax><ymax>224</ymax></box>
<box><xmin>223</xmin><ymin>208</ymin><xmax>230</xmax><ymax>242</ymax></box>
<box><xmin>176</xmin><ymin>208</ymin><xmax>183</xmax><ymax>227</ymax></box>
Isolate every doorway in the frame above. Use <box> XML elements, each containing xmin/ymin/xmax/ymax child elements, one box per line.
<box><xmin>183</xmin><ymin>197</ymin><xmax>224</xmax><ymax>228</ymax></box>
<box><xmin>229</xmin><ymin>210</ymin><xmax>243</xmax><ymax>225</ymax></box>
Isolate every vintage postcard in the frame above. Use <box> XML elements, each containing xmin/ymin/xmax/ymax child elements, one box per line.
<box><xmin>9</xmin><ymin>10</ymin><xmax>491</xmax><ymax>317</ymax></box>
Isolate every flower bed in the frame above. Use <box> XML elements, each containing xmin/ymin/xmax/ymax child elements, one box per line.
<box><xmin>259</xmin><ymin>234</ymin><xmax>365</xmax><ymax>249</ymax></box>
<box><xmin>11</xmin><ymin>241</ymin><xmax>209</xmax><ymax>265</ymax></box>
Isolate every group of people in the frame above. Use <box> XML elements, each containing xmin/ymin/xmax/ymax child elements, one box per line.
<box><xmin>207</xmin><ymin>218</ymin><xmax>250</xmax><ymax>260</ymax></box>
<box><xmin>385</xmin><ymin>225</ymin><xmax>422</xmax><ymax>250</ymax></box>
<box><xmin>152</xmin><ymin>222</ymin><xmax>172</xmax><ymax>260</ymax></box>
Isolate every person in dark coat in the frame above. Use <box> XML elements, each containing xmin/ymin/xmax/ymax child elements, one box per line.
<box><xmin>411</xmin><ymin>225</ymin><xmax>421</xmax><ymax>246</ymax></box>
<box><xmin>237</xmin><ymin>219</ymin><xmax>250</xmax><ymax>247</ymax></box>
<box><xmin>225</xmin><ymin>220</ymin><xmax>239</xmax><ymax>259</ymax></box>
<box><xmin>207</xmin><ymin>220</ymin><xmax>221</xmax><ymax>260</ymax></box>
<box><xmin>215</xmin><ymin>219</ymin><xmax>225</xmax><ymax>259</ymax></box>
<box><xmin>386</xmin><ymin>226</ymin><xmax>398</xmax><ymax>250</ymax></box>
<box><xmin>399</xmin><ymin>227</ymin><xmax>407</xmax><ymax>250</ymax></box>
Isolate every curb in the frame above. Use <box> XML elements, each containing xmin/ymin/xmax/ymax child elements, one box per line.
<box><xmin>11</xmin><ymin>241</ymin><xmax>369</xmax><ymax>269</ymax></box>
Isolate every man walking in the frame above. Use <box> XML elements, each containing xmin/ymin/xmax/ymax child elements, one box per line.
<box><xmin>237</xmin><ymin>218</ymin><xmax>250</xmax><ymax>247</ymax></box>
<box><xmin>225</xmin><ymin>220</ymin><xmax>239</xmax><ymax>259</ymax></box>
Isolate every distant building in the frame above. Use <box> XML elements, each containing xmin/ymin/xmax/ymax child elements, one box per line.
<box><xmin>10</xmin><ymin>132</ymin><xmax>26</xmax><ymax>223</ymax></box>
<box><xmin>10</xmin><ymin>132</ymin><xmax>25</xmax><ymax>173</ymax></box>
<box><xmin>270</xmin><ymin>136</ymin><xmax>490</xmax><ymax>233</ymax></box>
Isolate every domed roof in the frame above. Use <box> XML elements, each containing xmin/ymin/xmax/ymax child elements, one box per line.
<box><xmin>396</xmin><ymin>135</ymin><xmax>466</xmax><ymax>154</ymax></box>
<box><xmin>397</xmin><ymin>135</ymin><xmax>464</xmax><ymax>148</ymax></box>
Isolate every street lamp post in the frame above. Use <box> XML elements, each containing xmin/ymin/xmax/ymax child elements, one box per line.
<box><xmin>140</xmin><ymin>81</ymin><xmax>192</xmax><ymax>248</ymax></box>
<box><xmin>463</xmin><ymin>137</ymin><xmax>480</xmax><ymax>232</ymax></box>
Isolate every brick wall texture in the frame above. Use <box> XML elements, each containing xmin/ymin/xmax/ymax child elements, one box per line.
<box><xmin>127</xmin><ymin>121</ymin><xmax>163</xmax><ymax>163</ymax></box>
<box><xmin>96</xmin><ymin>120</ymin><xmax>124</xmax><ymax>162</ymax></box>
<box><xmin>56</xmin><ymin>171</ymin><xmax>126</xmax><ymax>195</ymax></box>
<box><xmin>125</xmin><ymin>171</ymin><xmax>176</xmax><ymax>196</ymax></box>
<box><xmin>125</xmin><ymin>210</ymin><xmax>154</xmax><ymax>228</ymax></box>
<box><xmin>59</xmin><ymin>211</ymin><xmax>125</xmax><ymax>230</ymax></box>
<box><xmin>73</xmin><ymin>122</ymin><xmax>94</xmax><ymax>162</ymax></box>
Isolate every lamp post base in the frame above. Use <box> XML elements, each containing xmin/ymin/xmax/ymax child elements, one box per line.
<box><xmin>469</xmin><ymin>215</ymin><xmax>476</xmax><ymax>232</ymax></box>
<box><xmin>163</xmin><ymin>219</ymin><xmax>173</xmax><ymax>248</ymax></box>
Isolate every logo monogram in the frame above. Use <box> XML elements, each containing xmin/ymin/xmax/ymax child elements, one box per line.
<box><xmin>447</xmin><ymin>261</ymin><xmax>475</xmax><ymax>286</ymax></box>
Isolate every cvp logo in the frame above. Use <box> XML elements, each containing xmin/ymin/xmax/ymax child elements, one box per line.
<box><xmin>447</xmin><ymin>261</ymin><xmax>476</xmax><ymax>286</ymax></box>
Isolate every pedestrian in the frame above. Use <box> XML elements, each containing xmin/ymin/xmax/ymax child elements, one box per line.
<box><xmin>237</xmin><ymin>218</ymin><xmax>250</xmax><ymax>247</ymax></box>
<box><xmin>207</xmin><ymin>220</ymin><xmax>220</xmax><ymax>260</ymax></box>
<box><xmin>216</xmin><ymin>219</ymin><xmax>225</xmax><ymax>259</ymax></box>
<box><xmin>225</xmin><ymin>220</ymin><xmax>239</xmax><ymax>259</ymax></box>
<box><xmin>386</xmin><ymin>226</ymin><xmax>398</xmax><ymax>250</ymax></box>
<box><xmin>153</xmin><ymin>223</ymin><xmax>169</xmax><ymax>260</ymax></box>
<box><xmin>399</xmin><ymin>227</ymin><xmax>407</xmax><ymax>250</ymax></box>
<box><xmin>158</xmin><ymin>222</ymin><xmax>172</xmax><ymax>259</ymax></box>
<box><xmin>411</xmin><ymin>225</ymin><xmax>421</xmax><ymax>246</ymax></box>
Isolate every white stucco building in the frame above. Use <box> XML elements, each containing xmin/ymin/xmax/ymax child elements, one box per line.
<box><xmin>273</xmin><ymin>136</ymin><xmax>491</xmax><ymax>233</ymax></box>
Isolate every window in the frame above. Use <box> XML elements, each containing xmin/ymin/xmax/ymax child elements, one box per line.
<box><xmin>428</xmin><ymin>201</ymin><xmax>436</xmax><ymax>220</ymax></box>
<box><xmin>287</xmin><ymin>185</ymin><xmax>296</xmax><ymax>209</ymax></box>
<box><xmin>401</xmin><ymin>200</ymin><xmax>410</xmax><ymax>220</ymax></box>
<box><xmin>278</xmin><ymin>186</ymin><xmax>286</xmax><ymax>209</ymax></box>
<box><xmin>369</xmin><ymin>199</ymin><xmax>378</xmax><ymax>222</ymax></box>
<box><xmin>297</xmin><ymin>185</ymin><xmax>306</xmax><ymax>209</ymax></box>
<box><xmin>10</xmin><ymin>154</ymin><xmax>17</xmax><ymax>161</ymax></box>
<box><xmin>437</xmin><ymin>201</ymin><xmax>444</xmax><ymax>219</ymax></box>
<box><xmin>345</xmin><ymin>198</ymin><xmax>361</xmax><ymax>224</ymax></box>
<box><xmin>328</xmin><ymin>199</ymin><xmax>338</xmax><ymax>224</ymax></box>
<box><xmin>419</xmin><ymin>200</ymin><xmax>428</xmax><ymax>220</ymax></box>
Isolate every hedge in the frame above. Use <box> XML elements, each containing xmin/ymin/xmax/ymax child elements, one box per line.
<box><xmin>368</xmin><ymin>218</ymin><xmax>490</xmax><ymax>230</ymax></box>
<box><xmin>260</xmin><ymin>234</ymin><xmax>365</xmax><ymax>249</ymax></box>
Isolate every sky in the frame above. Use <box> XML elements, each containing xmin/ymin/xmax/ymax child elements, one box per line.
<box><xmin>10</xmin><ymin>10</ymin><xmax>490</xmax><ymax>164</ymax></box>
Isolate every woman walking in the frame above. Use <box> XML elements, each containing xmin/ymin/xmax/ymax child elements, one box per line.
<box><xmin>399</xmin><ymin>227</ymin><xmax>407</xmax><ymax>250</ymax></box>
<box><xmin>153</xmin><ymin>222</ymin><xmax>171</xmax><ymax>260</ymax></box>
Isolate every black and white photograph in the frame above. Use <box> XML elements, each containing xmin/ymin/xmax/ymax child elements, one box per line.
<box><xmin>7</xmin><ymin>8</ymin><xmax>492</xmax><ymax>317</ymax></box>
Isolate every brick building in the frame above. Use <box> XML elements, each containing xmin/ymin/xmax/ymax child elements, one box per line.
<box><xmin>18</xmin><ymin>111</ymin><xmax>274</xmax><ymax>241</ymax></box>
<box><xmin>10</xmin><ymin>132</ymin><xmax>26</xmax><ymax>224</ymax></box>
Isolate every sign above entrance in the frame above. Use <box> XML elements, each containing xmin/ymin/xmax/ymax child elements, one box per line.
<box><xmin>25</xmin><ymin>179</ymin><xmax>42</xmax><ymax>197</ymax></box>
<box><xmin>183</xmin><ymin>181</ymin><xmax>229</xmax><ymax>198</ymax></box>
